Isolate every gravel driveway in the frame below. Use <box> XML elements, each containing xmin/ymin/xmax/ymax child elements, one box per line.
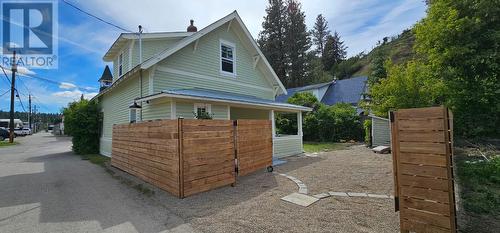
<box><xmin>1</xmin><ymin>134</ymin><xmax>398</xmax><ymax>232</ymax></box>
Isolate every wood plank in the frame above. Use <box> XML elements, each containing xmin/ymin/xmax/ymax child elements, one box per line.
<box><xmin>401</xmin><ymin>208</ymin><xmax>451</xmax><ymax>229</ymax></box>
<box><xmin>402</xmin><ymin>197</ymin><xmax>451</xmax><ymax>216</ymax></box>
<box><xmin>399</xmin><ymin>142</ymin><xmax>447</xmax><ymax>155</ymax></box>
<box><xmin>398</xmin><ymin>118</ymin><xmax>445</xmax><ymax>131</ymax></box>
<box><xmin>400</xmin><ymin>163</ymin><xmax>448</xmax><ymax>179</ymax></box>
<box><xmin>399</xmin><ymin>153</ymin><xmax>447</xmax><ymax>167</ymax></box>
<box><xmin>401</xmin><ymin>219</ymin><xmax>450</xmax><ymax>233</ymax></box>
<box><xmin>401</xmin><ymin>186</ymin><xmax>450</xmax><ymax>204</ymax></box>
<box><xmin>398</xmin><ymin>131</ymin><xmax>445</xmax><ymax>143</ymax></box>
<box><xmin>400</xmin><ymin>174</ymin><xmax>449</xmax><ymax>191</ymax></box>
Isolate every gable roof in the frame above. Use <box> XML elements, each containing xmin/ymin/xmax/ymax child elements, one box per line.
<box><xmin>275</xmin><ymin>81</ymin><xmax>333</xmax><ymax>102</ymax></box>
<box><xmin>140</xmin><ymin>11</ymin><xmax>287</xmax><ymax>95</ymax></box>
<box><xmin>98</xmin><ymin>65</ymin><xmax>113</xmax><ymax>81</ymax></box>
<box><xmin>103</xmin><ymin>32</ymin><xmax>193</xmax><ymax>61</ymax></box>
<box><xmin>321</xmin><ymin>76</ymin><xmax>368</xmax><ymax>105</ymax></box>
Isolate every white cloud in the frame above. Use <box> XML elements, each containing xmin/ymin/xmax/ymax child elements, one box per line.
<box><xmin>74</xmin><ymin>0</ymin><xmax>425</xmax><ymax>57</ymax></box>
<box><xmin>59</xmin><ymin>82</ymin><xmax>77</xmax><ymax>89</ymax></box>
<box><xmin>52</xmin><ymin>89</ymin><xmax>97</xmax><ymax>101</ymax></box>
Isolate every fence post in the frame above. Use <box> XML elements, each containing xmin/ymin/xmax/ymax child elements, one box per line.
<box><xmin>178</xmin><ymin>118</ymin><xmax>184</xmax><ymax>198</ymax></box>
<box><xmin>389</xmin><ymin>111</ymin><xmax>400</xmax><ymax>212</ymax></box>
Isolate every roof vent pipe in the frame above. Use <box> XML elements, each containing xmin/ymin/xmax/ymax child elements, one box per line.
<box><xmin>187</xmin><ymin>19</ymin><xmax>197</xmax><ymax>32</ymax></box>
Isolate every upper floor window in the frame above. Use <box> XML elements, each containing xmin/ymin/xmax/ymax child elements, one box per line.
<box><xmin>118</xmin><ymin>53</ymin><xmax>123</xmax><ymax>76</ymax></box>
<box><xmin>220</xmin><ymin>41</ymin><xmax>235</xmax><ymax>75</ymax></box>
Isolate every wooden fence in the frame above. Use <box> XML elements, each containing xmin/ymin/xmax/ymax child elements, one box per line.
<box><xmin>111</xmin><ymin>119</ymin><xmax>272</xmax><ymax>198</ymax></box>
<box><xmin>390</xmin><ymin>106</ymin><xmax>457</xmax><ymax>233</ymax></box>
<box><xmin>236</xmin><ymin>120</ymin><xmax>273</xmax><ymax>176</ymax></box>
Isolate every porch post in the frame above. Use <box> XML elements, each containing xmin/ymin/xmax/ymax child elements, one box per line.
<box><xmin>269</xmin><ymin>110</ymin><xmax>276</xmax><ymax>137</ymax></box>
<box><xmin>297</xmin><ymin>111</ymin><xmax>303</xmax><ymax>137</ymax></box>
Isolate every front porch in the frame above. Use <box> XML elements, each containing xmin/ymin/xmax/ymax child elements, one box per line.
<box><xmin>135</xmin><ymin>88</ymin><xmax>310</xmax><ymax>158</ymax></box>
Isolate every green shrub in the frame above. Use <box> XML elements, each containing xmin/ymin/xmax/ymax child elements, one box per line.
<box><xmin>364</xmin><ymin>119</ymin><xmax>372</xmax><ymax>146</ymax></box>
<box><xmin>193</xmin><ymin>111</ymin><xmax>213</xmax><ymax>119</ymax></box>
<box><xmin>63</xmin><ymin>99</ymin><xmax>100</xmax><ymax>155</ymax></box>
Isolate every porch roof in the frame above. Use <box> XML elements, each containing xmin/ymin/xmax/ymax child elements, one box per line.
<box><xmin>136</xmin><ymin>88</ymin><xmax>312</xmax><ymax>112</ymax></box>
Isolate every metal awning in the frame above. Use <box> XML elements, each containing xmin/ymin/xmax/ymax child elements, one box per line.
<box><xmin>136</xmin><ymin>88</ymin><xmax>312</xmax><ymax>112</ymax></box>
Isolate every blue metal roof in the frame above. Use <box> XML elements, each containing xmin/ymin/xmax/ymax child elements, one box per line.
<box><xmin>321</xmin><ymin>76</ymin><xmax>368</xmax><ymax>105</ymax></box>
<box><xmin>158</xmin><ymin>88</ymin><xmax>311</xmax><ymax>111</ymax></box>
<box><xmin>275</xmin><ymin>81</ymin><xmax>333</xmax><ymax>103</ymax></box>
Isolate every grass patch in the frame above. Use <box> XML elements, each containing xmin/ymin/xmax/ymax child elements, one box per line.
<box><xmin>303</xmin><ymin>142</ymin><xmax>348</xmax><ymax>153</ymax></box>
<box><xmin>456</xmin><ymin>156</ymin><xmax>500</xmax><ymax>215</ymax></box>
<box><xmin>0</xmin><ymin>141</ymin><xmax>19</xmax><ymax>147</ymax></box>
<box><xmin>81</xmin><ymin>154</ymin><xmax>110</xmax><ymax>167</ymax></box>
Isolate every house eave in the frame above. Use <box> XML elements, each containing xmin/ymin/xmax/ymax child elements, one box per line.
<box><xmin>135</xmin><ymin>92</ymin><xmax>312</xmax><ymax>112</ymax></box>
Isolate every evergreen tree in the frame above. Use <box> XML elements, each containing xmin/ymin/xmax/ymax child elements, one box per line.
<box><xmin>369</xmin><ymin>49</ymin><xmax>387</xmax><ymax>85</ymax></box>
<box><xmin>322</xmin><ymin>31</ymin><xmax>347</xmax><ymax>72</ymax></box>
<box><xmin>310</xmin><ymin>14</ymin><xmax>330</xmax><ymax>56</ymax></box>
<box><xmin>284</xmin><ymin>0</ymin><xmax>311</xmax><ymax>87</ymax></box>
<box><xmin>258</xmin><ymin>0</ymin><xmax>288</xmax><ymax>86</ymax></box>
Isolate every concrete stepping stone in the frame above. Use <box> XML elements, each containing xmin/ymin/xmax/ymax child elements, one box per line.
<box><xmin>312</xmin><ymin>192</ymin><xmax>330</xmax><ymax>199</ymax></box>
<box><xmin>328</xmin><ymin>191</ymin><xmax>349</xmax><ymax>197</ymax></box>
<box><xmin>347</xmin><ymin>192</ymin><xmax>368</xmax><ymax>197</ymax></box>
<box><xmin>281</xmin><ymin>193</ymin><xmax>319</xmax><ymax>207</ymax></box>
<box><xmin>367</xmin><ymin>194</ymin><xmax>391</xmax><ymax>199</ymax></box>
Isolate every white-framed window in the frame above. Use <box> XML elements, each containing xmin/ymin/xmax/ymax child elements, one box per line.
<box><xmin>118</xmin><ymin>53</ymin><xmax>123</xmax><ymax>76</ymax></box>
<box><xmin>194</xmin><ymin>103</ymin><xmax>211</xmax><ymax>116</ymax></box>
<box><xmin>129</xmin><ymin>109</ymin><xmax>138</xmax><ymax>123</ymax></box>
<box><xmin>220</xmin><ymin>40</ymin><xmax>236</xmax><ymax>76</ymax></box>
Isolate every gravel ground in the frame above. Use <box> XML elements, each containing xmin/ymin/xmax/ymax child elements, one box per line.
<box><xmin>144</xmin><ymin>144</ymin><xmax>399</xmax><ymax>233</ymax></box>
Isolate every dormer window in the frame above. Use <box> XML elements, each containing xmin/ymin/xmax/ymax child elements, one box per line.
<box><xmin>220</xmin><ymin>40</ymin><xmax>235</xmax><ymax>75</ymax></box>
<box><xmin>118</xmin><ymin>53</ymin><xmax>123</xmax><ymax>76</ymax></box>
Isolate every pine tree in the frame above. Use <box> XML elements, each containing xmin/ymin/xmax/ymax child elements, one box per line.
<box><xmin>310</xmin><ymin>14</ymin><xmax>330</xmax><ymax>56</ymax></box>
<box><xmin>284</xmin><ymin>0</ymin><xmax>311</xmax><ymax>87</ymax></box>
<box><xmin>258</xmin><ymin>0</ymin><xmax>288</xmax><ymax>86</ymax></box>
<box><xmin>322</xmin><ymin>31</ymin><xmax>347</xmax><ymax>71</ymax></box>
<box><xmin>369</xmin><ymin>49</ymin><xmax>387</xmax><ymax>85</ymax></box>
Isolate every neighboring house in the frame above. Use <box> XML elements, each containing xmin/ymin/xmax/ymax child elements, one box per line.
<box><xmin>369</xmin><ymin>115</ymin><xmax>391</xmax><ymax>147</ymax></box>
<box><xmin>276</xmin><ymin>76</ymin><xmax>368</xmax><ymax>114</ymax></box>
<box><xmin>93</xmin><ymin>11</ymin><xmax>311</xmax><ymax>158</ymax></box>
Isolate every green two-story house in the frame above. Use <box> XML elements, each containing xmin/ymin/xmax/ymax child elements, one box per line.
<box><xmin>94</xmin><ymin>11</ymin><xmax>311</xmax><ymax>158</ymax></box>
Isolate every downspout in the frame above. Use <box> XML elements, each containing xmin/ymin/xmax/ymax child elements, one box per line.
<box><xmin>139</xmin><ymin>25</ymin><xmax>143</xmax><ymax>120</ymax></box>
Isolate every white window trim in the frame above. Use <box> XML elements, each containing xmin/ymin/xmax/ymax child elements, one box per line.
<box><xmin>194</xmin><ymin>103</ymin><xmax>212</xmax><ymax>115</ymax></box>
<box><xmin>219</xmin><ymin>39</ymin><xmax>236</xmax><ymax>77</ymax></box>
<box><xmin>118</xmin><ymin>53</ymin><xmax>124</xmax><ymax>77</ymax></box>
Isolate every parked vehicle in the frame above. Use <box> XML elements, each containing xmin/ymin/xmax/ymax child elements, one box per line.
<box><xmin>14</xmin><ymin>127</ymin><xmax>30</xmax><ymax>137</ymax></box>
<box><xmin>0</xmin><ymin>128</ymin><xmax>9</xmax><ymax>141</ymax></box>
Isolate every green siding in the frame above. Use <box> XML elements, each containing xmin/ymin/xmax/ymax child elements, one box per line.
<box><xmin>211</xmin><ymin>104</ymin><xmax>229</xmax><ymax>119</ymax></box>
<box><xmin>273</xmin><ymin>136</ymin><xmax>303</xmax><ymax>158</ymax></box>
<box><xmin>230</xmin><ymin>107</ymin><xmax>269</xmax><ymax>120</ymax></box>
<box><xmin>154</xmin><ymin>25</ymin><xmax>274</xmax><ymax>99</ymax></box>
<box><xmin>112</xmin><ymin>44</ymin><xmax>131</xmax><ymax>82</ymax></box>
<box><xmin>99</xmin><ymin>73</ymin><xmax>141</xmax><ymax>155</ymax></box>
<box><xmin>142</xmin><ymin>99</ymin><xmax>171</xmax><ymax>120</ymax></box>
<box><xmin>131</xmin><ymin>39</ymin><xmax>182</xmax><ymax>68</ymax></box>
<box><xmin>175</xmin><ymin>101</ymin><xmax>228</xmax><ymax>120</ymax></box>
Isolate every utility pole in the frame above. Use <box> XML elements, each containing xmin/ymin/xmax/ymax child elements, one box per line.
<box><xmin>28</xmin><ymin>94</ymin><xmax>32</xmax><ymax>130</ymax></box>
<box><xmin>9</xmin><ymin>51</ymin><xmax>17</xmax><ymax>143</ymax></box>
<box><xmin>33</xmin><ymin>105</ymin><xmax>37</xmax><ymax>133</ymax></box>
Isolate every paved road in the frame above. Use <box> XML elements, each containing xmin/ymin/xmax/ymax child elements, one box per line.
<box><xmin>0</xmin><ymin>133</ymin><xmax>194</xmax><ymax>233</ymax></box>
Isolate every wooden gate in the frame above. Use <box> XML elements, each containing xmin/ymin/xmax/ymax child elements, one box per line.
<box><xmin>390</xmin><ymin>106</ymin><xmax>457</xmax><ymax>233</ymax></box>
<box><xmin>235</xmin><ymin>120</ymin><xmax>273</xmax><ymax>176</ymax></box>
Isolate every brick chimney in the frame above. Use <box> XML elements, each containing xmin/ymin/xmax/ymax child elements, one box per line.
<box><xmin>187</xmin><ymin>19</ymin><xmax>197</xmax><ymax>32</ymax></box>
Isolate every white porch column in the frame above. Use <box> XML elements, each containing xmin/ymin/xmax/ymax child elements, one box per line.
<box><xmin>269</xmin><ymin>110</ymin><xmax>276</xmax><ymax>137</ymax></box>
<box><xmin>297</xmin><ymin>111</ymin><xmax>303</xmax><ymax>137</ymax></box>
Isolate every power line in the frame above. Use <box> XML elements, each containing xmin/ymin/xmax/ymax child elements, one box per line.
<box><xmin>15</xmin><ymin>89</ymin><xmax>27</xmax><ymax>112</ymax></box>
<box><xmin>0</xmin><ymin>65</ymin><xmax>12</xmax><ymax>85</ymax></box>
<box><xmin>0</xmin><ymin>89</ymin><xmax>9</xmax><ymax>98</ymax></box>
<box><xmin>61</xmin><ymin>0</ymin><xmax>134</xmax><ymax>33</ymax></box>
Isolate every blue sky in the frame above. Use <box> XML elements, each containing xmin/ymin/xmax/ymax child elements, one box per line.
<box><xmin>0</xmin><ymin>0</ymin><xmax>426</xmax><ymax>113</ymax></box>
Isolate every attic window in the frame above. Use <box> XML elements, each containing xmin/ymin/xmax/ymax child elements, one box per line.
<box><xmin>220</xmin><ymin>41</ymin><xmax>235</xmax><ymax>75</ymax></box>
<box><xmin>118</xmin><ymin>53</ymin><xmax>123</xmax><ymax>76</ymax></box>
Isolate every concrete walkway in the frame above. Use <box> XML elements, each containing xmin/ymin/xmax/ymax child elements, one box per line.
<box><xmin>0</xmin><ymin>133</ymin><xmax>194</xmax><ymax>233</ymax></box>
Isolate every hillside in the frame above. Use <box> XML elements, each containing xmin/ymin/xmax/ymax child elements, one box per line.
<box><xmin>338</xmin><ymin>29</ymin><xmax>416</xmax><ymax>78</ymax></box>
